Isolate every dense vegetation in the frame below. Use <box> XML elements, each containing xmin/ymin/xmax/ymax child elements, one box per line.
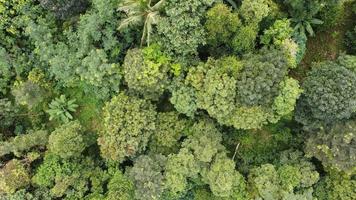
<box><xmin>0</xmin><ymin>0</ymin><xmax>355</xmax><ymax>199</ymax></box>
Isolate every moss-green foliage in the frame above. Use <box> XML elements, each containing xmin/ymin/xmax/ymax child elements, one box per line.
<box><xmin>106</xmin><ymin>171</ymin><xmax>135</xmax><ymax>200</ymax></box>
<box><xmin>247</xmin><ymin>151</ymin><xmax>319</xmax><ymax>200</ymax></box>
<box><xmin>149</xmin><ymin>111</ymin><xmax>190</xmax><ymax>155</ymax></box>
<box><xmin>48</xmin><ymin>121</ymin><xmax>88</xmax><ymax>159</ymax></box>
<box><xmin>314</xmin><ymin>170</ymin><xmax>356</xmax><ymax>200</ymax></box>
<box><xmin>0</xmin><ymin>159</ymin><xmax>30</xmax><ymax>194</ymax></box>
<box><xmin>0</xmin><ymin>130</ymin><xmax>48</xmax><ymax>157</ymax></box>
<box><xmin>0</xmin><ymin>98</ymin><xmax>19</xmax><ymax>132</ymax></box>
<box><xmin>164</xmin><ymin>119</ymin><xmax>247</xmax><ymax>199</ymax></box>
<box><xmin>32</xmin><ymin>154</ymin><xmax>107</xmax><ymax>199</ymax></box>
<box><xmin>26</xmin><ymin>0</ymin><xmax>123</xmax><ymax>96</ymax></box>
<box><xmin>156</xmin><ymin>0</ymin><xmax>214</xmax><ymax>62</ymax></box>
<box><xmin>127</xmin><ymin>154</ymin><xmax>167</xmax><ymax>200</ymax></box>
<box><xmin>345</xmin><ymin>26</ymin><xmax>356</xmax><ymax>54</ymax></box>
<box><xmin>171</xmin><ymin>48</ymin><xmax>300</xmax><ymax>129</ymax></box>
<box><xmin>169</xmin><ymin>78</ymin><xmax>198</xmax><ymax>118</ymax></box>
<box><xmin>0</xmin><ymin>0</ymin><xmax>355</xmax><ymax>199</ymax></box>
<box><xmin>305</xmin><ymin>120</ymin><xmax>356</xmax><ymax>175</ymax></box>
<box><xmin>98</xmin><ymin>92</ymin><xmax>156</xmax><ymax>162</ymax></box>
<box><xmin>12</xmin><ymin>81</ymin><xmax>45</xmax><ymax>109</ymax></box>
<box><xmin>239</xmin><ymin>0</ymin><xmax>270</xmax><ymax>25</ymax></box>
<box><xmin>123</xmin><ymin>45</ymin><xmax>172</xmax><ymax>100</ymax></box>
<box><xmin>228</xmin><ymin>123</ymin><xmax>298</xmax><ymax>173</ymax></box>
<box><xmin>201</xmin><ymin>154</ymin><xmax>247</xmax><ymax>199</ymax></box>
<box><xmin>0</xmin><ymin>48</ymin><xmax>12</xmax><ymax>96</ymax></box>
<box><xmin>295</xmin><ymin>57</ymin><xmax>356</xmax><ymax>129</ymax></box>
<box><xmin>0</xmin><ymin>188</ymin><xmax>51</xmax><ymax>200</ymax></box>
<box><xmin>205</xmin><ymin>3</ymin><xmax>241</xmax><ymax>55</ymax></box>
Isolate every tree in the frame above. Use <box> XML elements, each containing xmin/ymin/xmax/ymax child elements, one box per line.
<box><xmin>98</xmin><ymin>92</ymin><xmax>156</xmax><ymax>162</ymax></box>
<box><xmin>0</xmin><ymin>159</ymin><xmax>30</xmax><ymax>194</ymax></box>
<box><xmin>305</xmin><ymin>120</ymin><xmax>356</xmax><ymax>175</ymax></box>
<box><xmin>0</xmin><ymin>130</ymin><xmax>48</xmax><ymax>157</ymax></box>
<box><xmin>48</xmin><ymin>121</ymin><xmax>88</xmax><ymax>159</ymax></box>
<box><xmin>227</xmin><ymin>123</ymin><xmax>299</xmax><ymax>173</ymax></box>
<box><xmin>106</xmin><ymin>171</ymin><xmax>135</xmax><ymax>200</ymax></box>
<box><xmin>0</xmin><ymin>98</ymin><xmax>18</xmax><ymax>133</ymax></box>
<box><xmin>118</xmin><ymin>0</ymin><xmax>166</xmax><ymax>46</ymax></box>
<box><xmin>0</xmin><ymin>48</ymin><xmax>12</xmax><ymax>96</ymax></box>
<box><xmin>261</xmin><ymin>19</ymin><xmax>294</xmax><ymax>46</ymax></box>
<box><xmin>127</xmin><ymin>154</ymin><xmax>167</xmax><ymax>200</ymax></box>
<box><xmin>295</xmin><ymin>58</ymin><xmax>356</xmax><ymax>129</ymax></box>
<box><xmin>149</xmin><ymin>111</ymin><xmax>190</xmax><ymax>155</ymax></box>
<box><xmin>46</xmin><ymin>95</ymin><xmax>78</xmax><ymax>124</ymax></box>
<box><xmin>201</xmin><ymin>154</ymin><xmax>247</xmax><ymax>199</ymax></box>
<box><xmin>39</xmin><ymin>0</ymin><xmax>88</xmax><ymax>19</ymax></box>
<box><xmin>283</xmin><ymin>0</ymin><xmax>324</xmax><ymax>37</ymax></box>
<box><xmin>164</xmin><ymin>119</ymin><xmax>246</xmax><ymax>199</ymax></box>
<box><xmin>170</xmin><ymin>48</ymin><xmax>300</xmax><ymax>130</ymax></box>
<box><xmin>205</xmin><ymin>3</ymin><xmax>241</xmax><ymax>55</ymax></box>
<box><xmin>123</xmin><ymin>45</ymin><xmax>172</xmax><ymax>100</ymax></box>
<box><xmin>156</xmin><ymin>0</ymin><xmax>214</xmax><ymax>62</ymax></box>
<box><xmin>238</xmin><ymin>0</ymin><xmax>270</xmax><ymax>25</ymax></box>
<box><xmin>247</xmin><ymin>151</ymin><xmax>319</xmax><ymax>200</ymax></box>
<box><xmin>314</xmin><ymin>170</ymin><xmax>356</xmax><ymax>200</ymax></box>
<box><xmin>12</xmin><ymin>81</ymin><xmax>45</xmax><ymax>109</ymax></box>
<box><xmin>32</xmin><ymin>154</ymin><xmax>107</xmax><ymax>199</ymax></box>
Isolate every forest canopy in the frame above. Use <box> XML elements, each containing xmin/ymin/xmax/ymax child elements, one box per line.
<box><xmin>0</xmin><ymin>0</ymin><xmax>355</xmax><ymax>199</ymax></box>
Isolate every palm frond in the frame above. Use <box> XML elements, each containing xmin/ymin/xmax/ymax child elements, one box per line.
<box><xmin>118</xmin><ymin>14</ymin><xmax>144</xmax><ymax>30</ymax></box>
<box><xmin>151</xmin><ymin>0</ymin><xmax>165</xmax><ymax>11</ymax></box>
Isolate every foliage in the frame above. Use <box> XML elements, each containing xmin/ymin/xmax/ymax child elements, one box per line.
<box><xmin>156</xmin><ymin>0</ymin><xmax>214</xmax><ymax>61</ymax></box>
<box><xmin>169</xmin><ymin>48</ymin><xmax>300</xmax><ymax>130</ymax></box>
<box><xmin>39</xmin><ymin>0</ymin><xmax>88</xmax><ymax>19</ymax></box>
<box><xmin>314</xmin><ymin>170</ymin><xmax>356</xmax><ymax>200</ymax></box>
<box><xmin>0</xmin><ymin>159</ymin><xmax>30</xmax><ymax>194</ymax></box>
<box><xmin>149</xmin><ymin>111</ymin><xmax>190</xmax><ymax>155</ymax></box>
<box><xmin>295</xmin><ymin>58</ymin><xmax>356</xmax><ymax>129</ymax></box>
<box><xmin>46</xmin><ymin>95</ymin><xmax>78</xmax><ymax>123</ymax></box>
<box><xmin>32</xmin><ymin>154</ymin><xmax>107</xmax><ymax>199</ymax></box>
<box><xmin>98</xmin><ymin>92</ymin><xmax>156</xmax><ymax>162</ymax></box>
<box><xmin>345</xmin><ymin>26</ymin><xmax>356</xmax><ymax>54</ymax></box>
<box><xmin>123</xmin><ymin>45</ymin><xmax>172</xmax><ymax>100</ymax></box>
<box><xmin>0</xmin><ymin>98</ymin><xmax>19</xmax><ymax>132</ymax></box>
<box><xmin>0</xmin><ymin>48</ymin><xmax>12</xmax><ymax>95</ymax></box>
<box><xmin>201</xmin><ymin>154</ymin><xmax>247</xmax><ymax>199</ymax></box>
<box><xmin>118</xmin><ymin>0</ymin><xmax>165</xmax><ymax>46</ymax></box>
<box><xmin>0</xmin><ymin>130</ymin><xmax>48</xmax><ymax>157</ymax></box>
<box><xmin>261</xmin><ymin>19</ymin><xmax>294</xmax><ymax>46</ymax></box>
<box><xmin>169</xmin><ymin>78</ymin><xmax>198</xmax><ymax>118</ymax></box>
<box><xmin>247</xmin><ymin>151</ymin><xmax>319</xmax><ymax>200</ymax></box>
<box><xmin>127</xmin><ymin>154</ymin><xmax>167</xmax><ymax>200</ymax></box>
<box><xmin>164</xmin><ymin>119</ymin><xmax>246</xmax><ymax>198</ymax></box>
<box><xmin>12</xmin><ymin>81</ymin><xmax>45</xmax><ymax>109</ymax></box>
<box><xmin>284</xmin><ymin>0</ymin><xmax>325</xmax><ymax>37</ymax></box>
<box><xmin>205</xmin><ymin>3</ymin><xmax>241</xmax><ymax>55</ymax></box>
<box><xmin>106</xmin><ymin>171</ymin><xmax>135</xmax><ymax>200</ymax></box>
<box><xmin>228</xmin><ymin>123</ymin><xmax>299</xmax><ymax>173</ymax></box>
<box><xmin>238</xmin><ymin>0</ymin><xmax>270</xmax><ymax>25</ymax></box>
<box><xmin>0</xmin><ymin>0</ymin><xmax>354</xmax><ymax>198</ymax></box>
<box><xmin>26</xmin><ymin>0</ymin><xmax>124</xmax><ymax>95</ymax></box>
<box><xmin>48</xmin><ymin>121</ymin><xmax>88</xmax><ymax>159</ymax></box>
<box><xmin>305</xmin><ymin>120</ymin><xmax>356</xmax><ymax>175</ymax></box>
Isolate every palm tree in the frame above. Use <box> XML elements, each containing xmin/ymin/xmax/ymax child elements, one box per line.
<box><xmin>118</xmin><ymin>0</ymin><xmax>165</xmax><ymax>46</ymax></box>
